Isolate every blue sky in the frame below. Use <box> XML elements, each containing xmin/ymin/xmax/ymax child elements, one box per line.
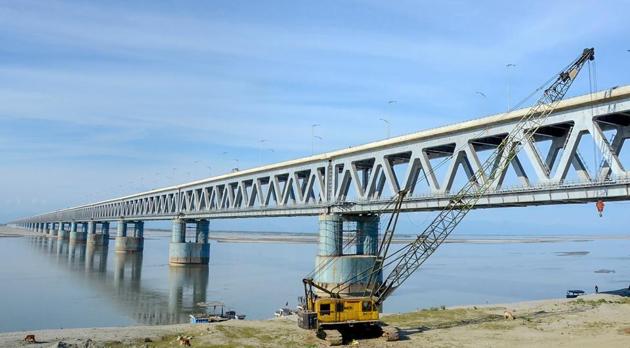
<box><xmin>2</xmin><ymin>0</ymin><xmax>630</xmax><ymax>234</ymax></box>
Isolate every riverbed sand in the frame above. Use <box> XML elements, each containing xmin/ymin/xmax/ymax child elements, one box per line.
<box><xmin>1</xmin><ymin>293</ymin><xmax>629</xmax><ymax>347</ymax></box>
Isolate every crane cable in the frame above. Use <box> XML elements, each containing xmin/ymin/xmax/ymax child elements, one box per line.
<box><xmin>322</xmin><ymin>53</ymin><xmax>591</xmax><ymax>297</ymax></box>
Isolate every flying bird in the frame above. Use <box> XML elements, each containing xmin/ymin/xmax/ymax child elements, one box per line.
<box><xmin>388</xmin><ymin>100</ymin><xmax>397</xmax><ymax>104</ymax></box>
<box><xmin>475</xmin><ymin>91</ymin><xmax>487</xmax><ymax>98</ymax></box>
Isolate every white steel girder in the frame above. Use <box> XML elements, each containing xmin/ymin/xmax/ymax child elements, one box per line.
<box><xmin>12</xmin><ymin>86</ymin><xmax>630</xmax><ymax>224</ymax></box>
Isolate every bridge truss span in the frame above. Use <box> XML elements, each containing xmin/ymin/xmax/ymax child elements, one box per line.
<box><xmin>13</xmin><ymin>86</ymin><xmax>630</xmax><ymax>224</ymax></box>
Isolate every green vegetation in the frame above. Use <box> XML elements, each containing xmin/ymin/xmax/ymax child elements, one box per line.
<box><xmin>383</xmin><ymin>307</ymin><xmax>503</xmax><ymax>329</ymax></box>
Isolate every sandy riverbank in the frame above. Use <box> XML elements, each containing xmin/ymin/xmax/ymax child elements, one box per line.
<box><xmin>2</xmin><ymin>293</ymin><xmax>630</xmax><ymax>347</ymax></box>
<box><xmin>0</xmin><ymin>226</ymin><xmax>40</xmax><ymax>238</ymax></box>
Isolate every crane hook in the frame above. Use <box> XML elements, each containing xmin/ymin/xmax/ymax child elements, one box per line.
<box><xmin>595</xmin><ymin>200</ymin><xmax>605</xmax><ymax>217</ymax></box>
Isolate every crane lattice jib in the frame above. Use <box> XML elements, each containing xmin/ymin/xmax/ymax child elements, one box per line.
<box><xmin>373</xmin><ymin>48</ymin><xmax>595</xmax><ymax>305</ymax></box>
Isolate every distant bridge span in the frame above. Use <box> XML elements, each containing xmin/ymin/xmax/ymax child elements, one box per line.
<box><xmin>12</xmin><ymin>86</ymin><xmax>630</xmax><ymax>225</ymax></box>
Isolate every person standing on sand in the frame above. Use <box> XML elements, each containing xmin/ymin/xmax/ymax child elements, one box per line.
<box><xmin>595</xmin><ymin>285</ymin><xmax>598</xmax><ymax>294</ymax></box>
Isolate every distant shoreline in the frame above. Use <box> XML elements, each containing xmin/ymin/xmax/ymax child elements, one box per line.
<box><xmin>3</xmin><ymin>226</ymin><xmax>630</xmax><ymax>244</ymax></box>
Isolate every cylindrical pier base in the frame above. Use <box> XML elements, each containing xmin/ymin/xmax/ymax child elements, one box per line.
<box><xmin>87</xmin><ymin>233</ymin><xmax>109</xmax><ymax>246</ymax></box>
<box><xmin>57</xmin><ymin>229</ymin><xmax>69</xmax><ymax>240</ymax></box>
<box><xmin>115</xmin><ymin>236</ymin><xmax>144</xmax><ymax>253</ymax></box>
<box><xmin>69</xmin><ymin>231</ymin><xmax>87</xmax><ymax>243</ymax></box>
<box><xmin>169</xmin><ymin>243</ymin><xmax>210</xmax><ymax>265</ymax></box>
<box><xmin>313</xmin><ymin>214</ymin><xmax>382</xmax><ymax>296</ymax></box>
<box><xmin>169</xmin><ymin>219</ymin><xmax>210</xmax><ymax>265</ymax></box>
<box><xmin>314</xmin><ymin>255</ymin><xmax>382</xmax><ymax>295</ymax></box>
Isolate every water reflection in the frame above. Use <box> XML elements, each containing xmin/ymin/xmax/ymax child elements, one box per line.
<box><xmin>28</xmin><ymin>236</ymin><xmax>210</xmax><ymax>325</ymax></box>
<box><xmin>86</xmin><ymin>244</ymin><xmax>109</xmax><ymax>272</ymax></box>
<box><xmin>68</xmin><ymin>240</ymin><xmax>86</xmax><ymax>264</ymax></box>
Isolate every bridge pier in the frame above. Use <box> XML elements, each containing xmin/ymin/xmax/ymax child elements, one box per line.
<box><xmin>87</xmin><ymin>221</ymin><xmax>110</xmax><ymax>246</ymax></box>
<box><xmin>115</xmin><ymin>220</ymin><xmax>144</xmax><ymax>252</ymax></box>
<box><xmin>44</xmin><ymin>222</ymin><xmax>51</xmax><ymax>235</ymax></box>
<box><xmin>49</xmin><ymin>222</ymin><xmax>58</xmax><ymax>237</ymax></box>
<box><xmin>86</xmin><ymin>239</ymin><xmax>109</xmax><ymax>272</ymax></box>
<box><xmin>313</xmin><ymin>214</ymin><xmax>381</xmax><ymax>296</ymax></box>
<box><xmin>169</xmin><ymin>219</ymin><xmax>210</xmax><ymax>266</ymax></box>
<box><xmin>57</xmin><ymin>222</ymin><xmax>69</xmax><ymax>240</ymax></box>
<box><xmin>69</xmin><ymin>221</ymin><xmax>87</xmax><ymax>243</ymax></box>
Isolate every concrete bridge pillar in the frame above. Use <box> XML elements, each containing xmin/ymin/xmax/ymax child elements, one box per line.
<box><xmin>313</xmin><ymin>214</ymin><xmax>382</xmax><ymax>296</ymax></box>
<box><xmin>70</xmin><ymin>221</ymin><xmax>87</xmax><ymax>243</ymax></box>
<box><xmin>115</xmin><ymin>220</ymin><xmax>144</xmax><ymax>253</ymax></box>
<box><xmin>68</xmin><ymin>237</ymin><xmax>86</xmax><ymax>262</ymax></box>
<box><xmin>86</xmin><ymin>239</ymin><xmax>109</xmax><ymax>272</ymax></box>
<box><xmin>44</xmin><ymin>222</ymin><xmax>51</xmax><ymax>235</ymax></box>
<box><xmin>49</xmin><ymin>222</ymin><xmax>58</xmax><ymax>237</ymax></box>
<box><xmin>318</xmin><ymin>214</ymin><xmax>343</xmax><ymax>256</ymax></box>
<box><xmin>101</xmin><ymin>221</ymin><xmax>110</xmax><ymax>235</ymax></box>
<box><xmin>87</xmin><ymin>221</ymin><xmax>109</xmax><ymax>246</ymax></box>
<box><xmin>87</xmin><ymin>221</ymin><xmax>96</xmax><ymax>234</ymax></box>
<box><xmin>356</xmin><ymin>215</ymin><xmax>379</xmax><ymax>255</ymax></box>
<box><xmin>57</xmin><ymin>222</ymin><xmax>69</xmax><ymax>240</ymax></box>
<box><xmin>133</xmin><ymin>221</ymin><xmax>144</xmax><ymax>238</ymax></box>
<box><xmin>169</xmin><ymin>219</ymin><xmax>210</xmax><ymax>265</ymax></box>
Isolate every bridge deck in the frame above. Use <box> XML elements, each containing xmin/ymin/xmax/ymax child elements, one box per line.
<box><xmin>13</xmin><ymin>85</ymin><xmax>630</xmax><ymax>224</ymax></box>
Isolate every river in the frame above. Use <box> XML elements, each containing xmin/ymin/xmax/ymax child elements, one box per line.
<box><xmin>0</xmin><ymin>232</ymin><xmax>629</xmax><ymax>332</ymax></box>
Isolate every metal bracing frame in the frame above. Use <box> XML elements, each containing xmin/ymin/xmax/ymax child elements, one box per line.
<box><xmin>11</xmin><ymin>87</ymin><xmax>630</xmax><ymax>225</ymax></box>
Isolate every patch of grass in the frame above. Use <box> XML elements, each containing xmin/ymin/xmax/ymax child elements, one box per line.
<box><xmin>383</xmin><ymin>307</ymin><xmax>503</xmax><ymax>330</ymax></box>
<box><xmin>582</xmin><ymin>321</ymin><xmax>614</xmax><ymax>329</ymax></box>
<box><xmin>571</xmin><ymin>298</ymin><xmax>610</xmax><ymax>308</ymax></box>
<box><xmin>216</xmin><ymin>325</ymin><xmax>264</xmax><ymax>339</ymax></box>
<box><xmin>212</xmin><ymin>325</ymin><xmax>311</xmax><ymax>348</ymax></box>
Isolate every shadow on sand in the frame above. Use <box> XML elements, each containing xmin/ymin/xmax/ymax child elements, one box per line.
<box><xmin>602</xmin><ymin>288</ymin><xmax>630</xmax><ymax>297</ymax></box>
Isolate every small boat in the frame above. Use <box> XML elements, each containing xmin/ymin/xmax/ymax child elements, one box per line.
<box><xmin>566</xmin><ymin>290</ymin><xmax>585</xmax><ymax>298</ymax></box>
<box><xmin>190</xmin><ymin>301</ymin><xmax>245</xmax><ymax>323</ymax></box>
<box><xmin>274</xmin><ymin>307</ymin><xmax>295</xmax><ymax>317</ymax></box>
<box><xmin>189</xmin><ymin>313</ymin><xmax>229</xmax><ymax>324</ymax></box>
<box><xmin>225</xmin><ymin>310</ymin><xmax>246</xmax><ymax>320</ymax></box>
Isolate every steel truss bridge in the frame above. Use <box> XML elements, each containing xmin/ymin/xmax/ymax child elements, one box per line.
<box><xmin>12</xmin><ymin>86</ymin><xmax>630</xmax><ymax>225</ymax></box>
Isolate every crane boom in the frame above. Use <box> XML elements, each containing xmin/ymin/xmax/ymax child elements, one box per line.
<box><xmin>371</xmin><ymin>48</ymin><xmax>595</xmax><ymax>305</ymax></box>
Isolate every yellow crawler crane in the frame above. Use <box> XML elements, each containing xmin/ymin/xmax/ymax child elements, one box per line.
<box><xmin>298</xmin><ymin>48</ymin><xmax>595</xmax><ymax>345</ymax></box>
